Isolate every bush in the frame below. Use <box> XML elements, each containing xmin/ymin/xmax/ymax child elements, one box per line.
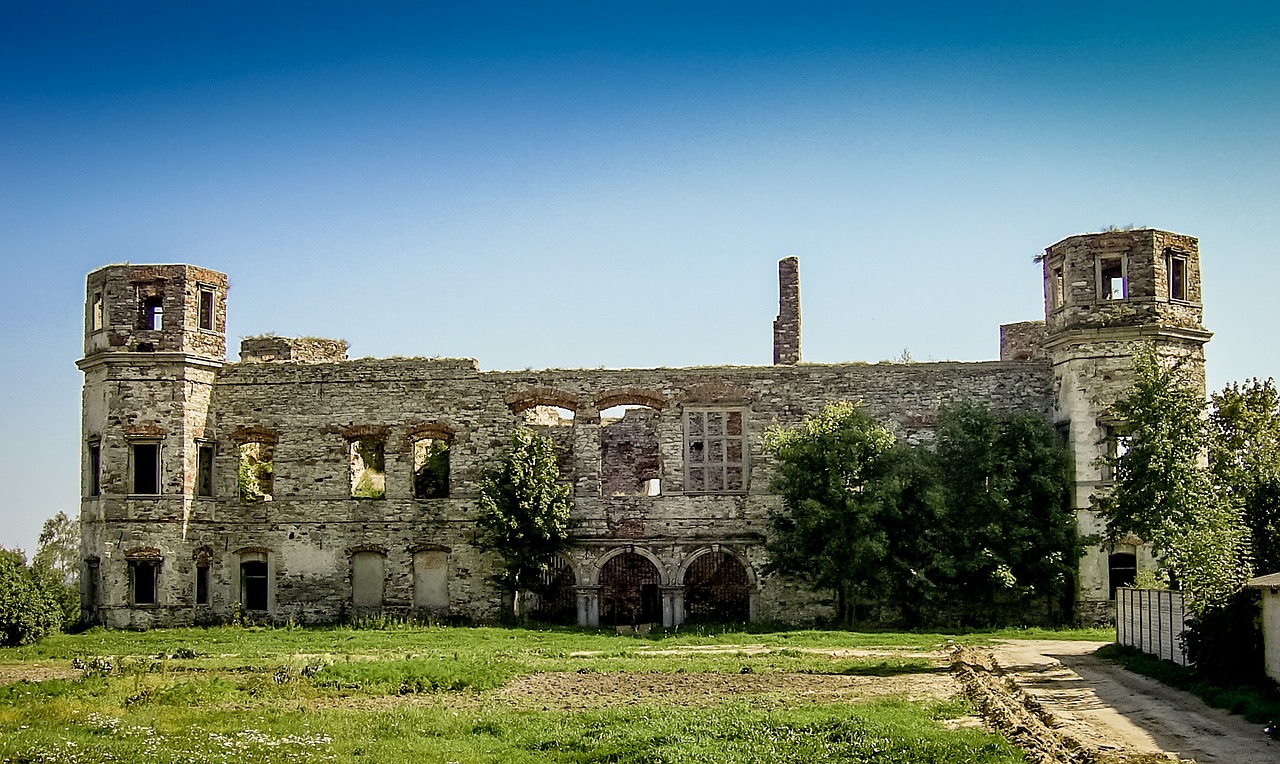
<box><xmin>0</xmin><ymin>552</ymin><xmax>64</xmax><ymax>646</ymax></box>
<box><xmin>1183</xmin><ymin>588</ymin><xmax>1265</xmax><ymax>685</ymax></box>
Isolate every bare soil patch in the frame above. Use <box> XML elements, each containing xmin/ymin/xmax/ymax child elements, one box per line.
<box><xmin>0</xmin><ymin>662</ymin><xmax>78</xmax><ymax>684</ymax></box>
<box><xmin>495</xmin><ymin>668</ymin><xmax>956</xmax><ymax>710</ymax></box>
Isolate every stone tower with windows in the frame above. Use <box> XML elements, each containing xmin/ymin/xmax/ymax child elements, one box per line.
<box><xmin>1040</xmin><ymin>229</ymin><xmax>1211</xmax><ymax>622</ymax></box>
<box><xmin>77</xmin><ymin>264</ymin><xmax>228</xmax><ymax>626</ymax></box>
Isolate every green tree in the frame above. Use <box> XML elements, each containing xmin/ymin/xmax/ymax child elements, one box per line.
<box><xmin>0</xmin><ymin>547</ymin><xmax>63</xmax><ymax>646</ymax></box>
<box><xmin>1210</xmin><ymin>378</ymin><xmax>1280</xmax><ymax>575</ymax></box>
<box><xmin>475</xmin><ymin>427</ymin><xmax>575</xmax><ymax>621</ymax></box>
<box><xmin>934</xmin><ymin>403</ymin><xmax>1077</xmax><ymax>624</ymax></box>
<box><xmin>764</xmin><ymin>402</ymin><xmax>946</xmax><ymax>625</ymax></box>
<box><xmin>32</xmin><ymin>512</ymin><xmax>80</xmax><ymax>626</ymax></box>
<box><xmin>1100</xmin><ymin>346</ymin><xmax>1250</xmax><ymax>613</ymax></box>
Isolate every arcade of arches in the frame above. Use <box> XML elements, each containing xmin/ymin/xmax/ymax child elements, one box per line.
<box><xmin>531</xmin><ymin>548</ymin><xmax>755</xmax><ymax>627</ymax></box>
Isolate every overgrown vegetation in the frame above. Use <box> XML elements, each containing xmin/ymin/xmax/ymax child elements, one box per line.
<box><xmin>476</xmin><ymin>428</ymin><xmax>576</xmax><ymax>621</ymax></box>
<box><xmin>0</xmin><ymin>549</ymin><xmax>64</xmax><ymax>646</ymax></box>
<box><xmin>764</xmin><ymin>401</ymin><xmax>1077</xmax><ymax>627</ymax></box>
<box><xmin>1100</xmin><ymin>346</ymin><xmax>1280</xmax><ymax>685</ymax></box>
<box><xmin>0</xmin><ymin>624</ymin><xmax>1105</xmax><ymax>763</ymax></box>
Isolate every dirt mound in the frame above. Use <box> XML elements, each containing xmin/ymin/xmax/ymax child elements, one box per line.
<box><xmin>952</xmin><ymin>645</ymin><xmax>1187</xmax><ymax>764</ymax></box>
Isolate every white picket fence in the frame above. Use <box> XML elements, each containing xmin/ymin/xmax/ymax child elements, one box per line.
<box><xmin>1115</xmin><ymin>587</ymin><xmax>1188</xmax><ymax>666</ymax></box>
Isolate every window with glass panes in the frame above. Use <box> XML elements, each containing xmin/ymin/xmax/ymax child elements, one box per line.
<box><xmin>683</xmin><ymin>409</ymin><xmax>747</xmax><ymax>492</ymax></box>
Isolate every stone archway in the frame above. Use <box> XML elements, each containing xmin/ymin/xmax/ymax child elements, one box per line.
<box><xmin>599</xmin><ymin>552</ymin><xmax>662</xmax><ymax>626</ymax></box>
<box><xmin>530</xmin><ymin>554</ymin><xmax>578</xmax><ymax>625</ymax></box>
<box><xmin>682</xmin><ymin>550</ymin><xmax>751</xmax><ymax>624</ymax></box>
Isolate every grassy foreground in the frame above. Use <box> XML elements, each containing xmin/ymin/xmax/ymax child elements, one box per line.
<box><xmin>0</xmin><ymin>624</ymin><xmax>1107</xmax><ymax>763</ymax></box>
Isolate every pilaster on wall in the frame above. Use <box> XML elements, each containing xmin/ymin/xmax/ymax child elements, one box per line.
<box><xmin>773</xmin><ymin>257</ymin><xmax>801</xmax><ymax>365</ymax></box>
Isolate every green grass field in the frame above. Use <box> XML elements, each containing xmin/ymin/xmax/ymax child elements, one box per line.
<box><xmin>0</xmin><ymin>624</ymin><xmax>1109</xmax><ymax>762</ymax></box>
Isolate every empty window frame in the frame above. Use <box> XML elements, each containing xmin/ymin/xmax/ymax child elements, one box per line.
<box><xmin>240</xmin><ymin>553</ymin><xmax>269</xmax><ymax>612</ymax></box>
<box><xmin>1100</xmin><ymin>426</ymin><xmax>1131</xmax><ymax>482</ymax></box>
<box><xmin>141</xmin><ymin>295</ymin><xmax>164</xmax><ymax>330</ymax></box>
<box><xmin>90</xmin><ymin>291</ymin><xmax>104</xmax><ymax>332</ymax></box>
<box><xmin>1098</xmin><ymin>257</ymin><xmax>1126</xmax><ymax>300</ymax></box>
<box><xmin>413</xmin><ymin>437</ymin><xmax>450</xmax><ymax>499</ymax></box>
<box><xmin>87</xmin><ymin>440</ymin><xmax>101</xmax><ymax>496</ymax></box>
<box><xmin>350</xmin><ymin>437</ymin><xmax>386</xmax><ymax>499</ymax></box>
<box><xmin>131</xmin><ymin>442</ymin><xmax>161</xmax><ymax>495</ymax></box>
<box><xmin>195</xmin><ymin>563</ymin><xmax>210</xmax><ymax>605</ymax></box>
<box><xmin>196</xmin><ymin>442</ymin><xmax>215</xmax><ymax>497</ymax></box>
<box><xmin>197</xmin><ymin>286</ymin><xmax>216</xmax><ymax>330</ymax></box>
<box><xmin>1168</xmin><ymin>252</ymin><xmax>1189</xmax><ymax>301</ymax></box>
<box><xmin>1052</xmin><ymin>266</ymin><xmax>1065</xmax><ymax>309</ymax></box>
<box><xmin>351</xmin><ymin>551</ymin><xmax>386</xmax><ymax>608</ymax></box>
<box><xmin>238</xmin><ymin>442</ymin><xmax>274</xmax><ymax>502</ymax></box>
<box><xmin>683</xmin><ymin>409</ymin><xmax>747</xmax><ymax>493</ymax></box>
<box><xmin>130</xmin><ymin>559</ymin><xmax>159</xmax><ymax>605</ymax></box>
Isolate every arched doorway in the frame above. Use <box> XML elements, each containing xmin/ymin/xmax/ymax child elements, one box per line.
<box><xmin>530</xmin><ymin>555</ymin><xmax>578</xmax><ymax>625</ymax></box>
<box><xmin>600</xmin><ymin>552</ymin><xmax>662</xmax><ymax>626</ymax></box>
<box><xmin>683</xmin><ymin>551</ymin><xmax>750</xmax><ymax>623</ymax></box>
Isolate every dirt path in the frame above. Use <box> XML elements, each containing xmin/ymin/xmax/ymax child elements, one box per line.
<box><xmin>990</xmin><ymin>640</ymin><xmax>1278</xmax><ymax>763</ymax></box>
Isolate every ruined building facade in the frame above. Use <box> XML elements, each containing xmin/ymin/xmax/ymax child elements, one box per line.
<box><xmin>77</xmin><ymin>230</ymin><xmax>1210</xmax><ymax>628</ymax></box>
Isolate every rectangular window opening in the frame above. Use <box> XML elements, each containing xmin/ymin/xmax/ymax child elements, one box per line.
<box><xmin>196</xmin><ymin>443</ymin><xmax>215</xmax><ymax>497</ymax></box>
<box><xmin>238</xmin><ymin>442</ymin><xmax>274</xmax><ymax>502</ymax></box>
<box><xmin>413</xmin><ymin>437</ymin><xmax>450</xmax><ymax>499</ymax></box>
<box><xmin>88</xmin><ymin>441</ymin><xmax>101</xmax><ymax>496</ymax></box>
<box><xmin>141</xmin><ymin>295</ymin><xmax>164</xmax><ymax>330</ymax></box>
<box><xmin>91</xmin><ymin>291</ymin><xmax>104</xmax><ymax>332</ymax></box>
<box><xmin>1099</xmin><ymin>258</ymin><xmax>1125</xmax><ymax>300</ymax></box>
<box><xmin>1052</xmin><ymin>267</ymin><xmax>1065</xmax><ymax>308</ymax></box>
<box><xmin>198</xmin><ymin>287</ymin><xmax>215</xmax><ymax>330</ymax></box>
<box><xmin>683</xmin><ymin>409</ymin><xmax>747</xmax><ymax>493</ymax></box>
<box><xmin>130</xmin><ymin>560</ymin><xmax>158</xmax><ymax>605</ymax></box>
<box><xmin>195</xmin><ymin>565</ymin><xmax>210</xmax><ymax>605</ymax></box>
<box><xmin>85</xmin><ymin>559</ymin><xmax>100</xmax><ymax>610</ymax></box>
<box><xmin>1101</xmin><ymin>426</ymin><xmax>1131</xmax><ymax>482</ymax></box>
<box><xmin>351</xmin><ymin>437</ymin><xmax>386</xmax><ymax>499</ymax></box>
<box><xmin>1169</xmin><ymin>254</ymin><xmax>1188</xmax><ymax>301</ymax></box>
<box><xmin>240</xmin><ymin>557</ymin><xmax>268</xmax><ymax>611</ymax></box>
<box><xmin>131</xmin><ymin>442</ymin><xmax>161</xmax><ymax>495</ymax></box>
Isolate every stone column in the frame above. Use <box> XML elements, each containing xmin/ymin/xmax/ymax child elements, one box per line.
<box><xmin>577</xmin><ymin>585</ymin><xmax>600</xmax><ymax>627</ymax></box>
<box><xmin>663</xmin><ymin>585</ymin><xmax>685</xmax><ymax>627</ymax></box>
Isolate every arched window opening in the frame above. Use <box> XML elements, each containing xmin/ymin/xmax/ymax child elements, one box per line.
<box><xmin>238</xmin><ymin>442</ymin><xmax>274</xmax><ymax>502</ymax></box>
<box><xmin>518</xmin><ymin>405</ymin><xmax>575</xmax><ymax>480</ymax></box>
<box><xmin>413</xmin><ymin>436</ymin><xmax>451</xmax><ymax>499</ymax></box>
<box><xmin>529</xmin><ymin>555</ymin><xmax>577</xmax><ymax>624</ymax></box>
<box><xmin>1108</xmin><ymin>553</ymin><xmax>1137</xmax><ymax>599</ymax></box>
<box><xmin>684</xmin><ymin>551</ymin><xmax>750</xmax><ymax>624</ymax></box>
<box><xmin>600</xmin><ymin>552</ymin><xmax>661</xmax><ymax>626</ymax></box>
<box><xmin>349</xmin><ymin>437</ymin><xmax>386</xmax><ymax>499</ymax></box>
<box><xmin>599</xmin><ymin>405</ymin><xmax>661</xmax><ymax>496</ymax></box>
<box><xmin>351</xmin><ymin>551</ymin><xmax>386</xmax><ymax>608</ymax></box>
<box><xmin>240</xmin><ymin>552</ymin><xmax>269</xmax><ymax>612</ymax></box>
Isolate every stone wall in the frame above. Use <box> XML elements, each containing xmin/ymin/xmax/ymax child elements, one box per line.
<box><xmin>83</xmin><ymin>353</ymin><xmax>1053</xmax><ymax>627</ymax></box>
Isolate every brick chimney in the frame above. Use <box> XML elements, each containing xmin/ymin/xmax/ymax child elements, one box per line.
<box><xmin>773</xmin><ymin>257</ymin><xmax>801</xmax><ymax>365</ymax></box>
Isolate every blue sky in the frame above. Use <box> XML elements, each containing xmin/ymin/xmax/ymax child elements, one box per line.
<box><xmin>2</xmin><ymin>1</ymin><xmax>1278</xmax><ymax>552</ymax></box>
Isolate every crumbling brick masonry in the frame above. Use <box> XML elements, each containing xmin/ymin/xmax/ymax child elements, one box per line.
<box><xmin>77</xmin><ymin>230</ymin><xmax>1210</xmax><ymax>628</ymax></box>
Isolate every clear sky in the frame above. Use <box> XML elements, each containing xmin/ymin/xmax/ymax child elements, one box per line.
<box><xmin>2</xmin><ymin>1</ymin><xmax>1278</xmax><ymax>553</ymax></box>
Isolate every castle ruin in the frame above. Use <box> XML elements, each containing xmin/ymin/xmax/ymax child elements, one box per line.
<box><xmin>77</xmin><ymin>229</ymin><xmax>1210</xmax><ymax>627</ymax></box>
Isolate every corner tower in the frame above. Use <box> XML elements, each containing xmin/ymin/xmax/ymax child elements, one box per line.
<box><xmin>77</xmin><ymin>264</ymin><xmax>228</xmax><ymax>627</ymax></box>
<box><xmin>1041</xmin><ymin>230</ymin><xmax>1211</xmax><ymax>623</ymax></box>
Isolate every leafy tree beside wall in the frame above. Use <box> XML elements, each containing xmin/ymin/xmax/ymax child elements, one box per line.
<box><xmin>764</xmin><ymin>400</ymin><xmax>1076</xmax><ymax>627</ymax></box>
<box><xmin>1210</xmin><ymin>378</ymin><xmax>1280</xmax><ymax>576</ymax></box>
<box><xmin>1098</xmin><ymin>346</ymin><xmax>1251</xmax><ymax>614</ymax></box>
<box><xmin>475</xmin><ymin>427</ymin><xmax>575</xmax><ymax>621</ymax></box>
<box><xmin>0</xmin><ymin>547</ymin><xmax>64</xmax><ymax>646</ymax></box>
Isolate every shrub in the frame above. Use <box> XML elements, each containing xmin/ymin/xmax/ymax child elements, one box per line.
<box><xmin>0</xmin><ymin>551</ymin><xmax>64</xmax><ymax>646</ymax></box>
<box><xmin>1183</xmin><ymin>588</ymin><xmax>1265</xmax><ymax>685</ymax></box>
